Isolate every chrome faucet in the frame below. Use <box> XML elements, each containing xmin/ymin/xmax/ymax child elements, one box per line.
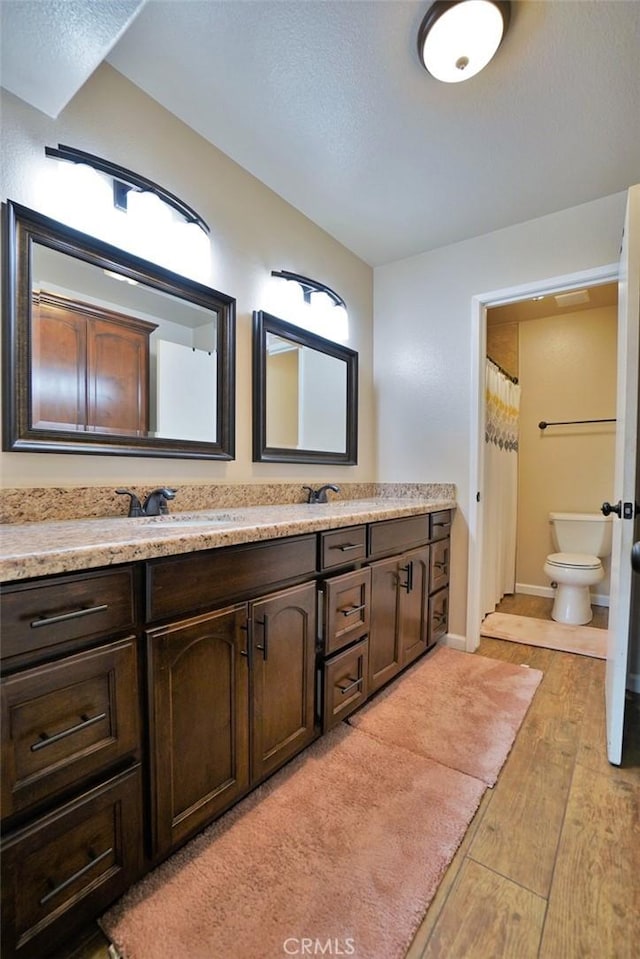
<box><xmin>116</xmin><ymin>487</ymin><xmax>177</xmax><ymax>517</ymax></box>
<box><xmin>303</xmin><ymin>484</ymin><xmax>340</xmax><ymax>504</ymax></box>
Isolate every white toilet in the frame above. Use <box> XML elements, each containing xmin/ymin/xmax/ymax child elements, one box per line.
<box><xmin>543</xmin><ymin>512</ymin><xmax>613</xmax><ymax>626</ymax></box>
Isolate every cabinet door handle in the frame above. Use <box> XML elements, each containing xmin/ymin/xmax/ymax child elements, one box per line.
<box><xmin>239</xmin><ymin>623</ymin><xmax>252</xmax><ymax>667</ymax></box>
<box><xmin>30</xmin><ymin>604</ymin><xmax>108</xmax><ymax>629</ymax></box>
<box><xmin>400</xmin><ymin>562</ymin><xmax>414</xmax><ymax>593</ymax></box>
<box><xmin>337</xmin><ymin>676</ymin><xmax>363</xmax><ymax>696</ymax></box>
<box><xmin>30</xmin><ymin>712</ymin><xmax>107</xmax><ymax>752</ymax></box>
<box><xmin>39</xmin><ymin>847</ymin><xmax>113</xmax><ymax>905</ymax></box>
<box><xmin>255</xmin><ymin>615</ymin><xmax>269</xmax><ymax>661</ymax></box>
<box><xmin>340</xmin><ymin>603</ymin><xmax>366</xmax><ymax>617</ymax></box>
<box><xmin>333</xmin><ymin>543</ymin><xmax>360</xmax><ymax>552</ymax></box>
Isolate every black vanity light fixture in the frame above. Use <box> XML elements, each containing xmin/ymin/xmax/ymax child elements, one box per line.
<box><xmin>417</xmin><ymin>0</ymin><xmax>511</xmax><ymax>83</ymax></box>
<box><xmin>44</xmin><ymin>143</ymin><xmax>210</xmax><ymax>234</ymax></box>
<box><xmin>270</xmin><ymin>270</ymin><xmax>347</xmax><ymax>310</ymax></box>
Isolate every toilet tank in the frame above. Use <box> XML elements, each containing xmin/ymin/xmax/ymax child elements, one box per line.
<box><xmin>549</xmin><ymin>512</ymin><xmax>613</xmax><ymax>557</ymax></box>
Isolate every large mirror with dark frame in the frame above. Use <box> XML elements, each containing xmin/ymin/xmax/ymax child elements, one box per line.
<box><xmin>252</xmin><ymin>310</ymin><xmax>358</xmax><ymax>465</ymax></box>
<box><xmin>2</xmin><ymin>200</ymin><xmax>235</xmax><ymax>459</ymax></box>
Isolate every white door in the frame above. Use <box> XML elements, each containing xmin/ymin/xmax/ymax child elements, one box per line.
<box><xmin>606</xmin><ymin>184</ymin><xmax>640</xmax><ymax>765</ymax></box>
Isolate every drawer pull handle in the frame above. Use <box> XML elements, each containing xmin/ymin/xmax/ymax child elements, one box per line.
<box><xmin>255</xmin><ymin>615</ymin><xmax>269</xmax><ymax>661</ymax></box>
<box><xmin>31</xmin><ymin>712</ymin><xmax>107</xmax><ymax>752</ymax></box>
<box><xmin>337</xmin><ymin>676</ymin><xmax>363</xmax><ymax>696</ymax></box>
<box><xmin>341</xmin><ymin>603</ymin><xmax>366</xmax><ymax>617</ymax></box>
<box><xmin>332</xmin><ymin>543</ymin><xmax>360</xmax><ymax>552</ymax></box>
<box><xmin>39</xmin><ymin>847</ymin><xmax>114</xmax><ymax>906</ymax></box>
<box><xmin>433</xmin><ymin>561</ymin><xmax>447</xmax><ymax>571</ymax></box>
<box><xmin>433</xmin><ymin>613</ymin><xmax>447</xmax><ymax>626</ymax></box>
<box><xmin>30</xmin><ymin>604</ymin><xmax>109</xmax><ymax>629</ymax></box>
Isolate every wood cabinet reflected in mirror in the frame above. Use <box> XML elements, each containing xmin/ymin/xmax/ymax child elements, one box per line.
<box><xmin>252</xmin><ymin>310</ymin><xmax>358</xmax><ymax>465</ymax></box>
<box><xmin>2</xmin><ymin>201</ymin><xmax>235</xmax><ymax>459</ymax></box>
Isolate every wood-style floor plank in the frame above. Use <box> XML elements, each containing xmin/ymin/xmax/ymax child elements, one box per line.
<box><xmin>576</xmin><ymin>663</ymin><xmax>640</xmax><ymax>785</ymax></box>
<box><xmin>405</xmin><ymin>791</ymin><xmax>492</xmax><ymax>958</ymax></box>
<box><xmin>468</xmin><ymin>730</ymin><xmax>574</xmax><ymax>898</ymax></box>
<box><xmin>420</xmin><ymin>859</ymin><xmax>546</xmax><ymax>959</ymax></box>
<box><xmin>539</xmin><ymin>762</ymin><xmax>640</xmax><ymax>959</ymax></box>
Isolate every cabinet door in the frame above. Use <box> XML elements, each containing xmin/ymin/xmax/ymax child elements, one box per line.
<box><xmin>251</xmin><ymin>582</ymin><xmax>317</xmax><ymax>783</ymax></box>
<box><xmin>31</xmin><ymin>296</ymin><xmax>87</xmax><ymax>429</ymax></box>
<box><xmin>87</xmin><ymin>318</ymin><xmax>150</xmax><ymax>434</ymax></box>
<box><xmin>399</xmin><ymin>545</ymin><xmax>430</xmax><ymax>667</ymax></box>
<box><xmin>368</xmin><ymin>556</ymin><xmax>402</xmax><ymax>694</ymax></box>
<box><xmin>147</xmin><ymin>605</ymin><xmax>250</xmax><ymax>855</ymax></box>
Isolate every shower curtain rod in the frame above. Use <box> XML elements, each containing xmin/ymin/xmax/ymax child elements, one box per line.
<box><xmin>487</xmin><ymin>355</ymin><xmax>519</xmax><ymax>384</ymax></box>
<box><xmin>538</xmin><ymin>418</ymin><xmax>616</xmax><ymax>430</ymax></box>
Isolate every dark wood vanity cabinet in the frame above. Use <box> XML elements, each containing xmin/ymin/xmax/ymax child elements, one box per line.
<box><xmin>319</xmin><ymin>510</ymin><xmax>452</xmax><ymax>725</ymax></box>
<box><xmin>368</xmin><ymin>546</ymin><xmax>430</xmax><ymax>694</ymax></box>
<box><xmin>250</xmin><ymin>583</ymin><xmax>317</xmax><ymax>783</ymax></box>
<box><xmin>0</xmin><ymin>567</ymin><xmax>143</xmax><ymax>959</ymax></box>
<box><xmin>320</xmin><ymin>567</ymin><xmax>371</xmax><ymax>730</ymax></box>
<box><xmin>428</xmin><ymin>511</ymin><xmax>451</xmax><ymax>647</ymax></box>
<box><xmin>147</xmin><ymin>605</ymin><xmax>251</xmax><ymax>854</ymax></box>
<box><xmin>0</xmin><ymin>508</ymin><xmax>452</xmax><ymax>956</ymax></box>
<box><xmin>145</xmin><ymin>544</ymin><xmax>318</xmax><ymax>857</ymax></box>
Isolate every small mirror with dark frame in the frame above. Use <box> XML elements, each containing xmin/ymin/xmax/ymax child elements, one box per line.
<box><xmin>252</xmin><ymin>310</ymin><xmax>358</xmax><ymax>465</ymax></box>
<box><xmin>2</xmin><ymin>200</ymin><xmax>236</xmax><ymax>459</ymax></box>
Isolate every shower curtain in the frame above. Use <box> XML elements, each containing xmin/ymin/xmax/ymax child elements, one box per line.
<box><xmin>482</xmin><ymin>358</ymin><xmax>521</xmax><ymax>617</ymax></box>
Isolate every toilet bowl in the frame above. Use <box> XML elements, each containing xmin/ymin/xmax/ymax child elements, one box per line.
<box><xmin>544</xmin><ymin>513</ymin><xmax>612</xmax><ymax>626</ymax></box>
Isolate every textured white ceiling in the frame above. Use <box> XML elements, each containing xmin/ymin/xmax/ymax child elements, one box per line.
<box><xmin>0</xmin><ymin>0</ymin><xmax>146</xmax><ymax>118</ymax></box>
<box><xmin>3</xmin><ymin>1</ymin><xmax>640</xmax><ymax>266</ymax></box>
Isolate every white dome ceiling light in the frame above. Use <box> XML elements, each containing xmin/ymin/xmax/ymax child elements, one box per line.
<box><xmin>417</xmin><ymin>0</ymin><xmax>511</xmax><ymax>83</ymax></box>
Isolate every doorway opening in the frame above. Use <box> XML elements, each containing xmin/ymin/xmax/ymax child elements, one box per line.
<box><xmin>466</xmin><ymin>263</ymin><xmax>620</xmax><ymax>655</ymax></box>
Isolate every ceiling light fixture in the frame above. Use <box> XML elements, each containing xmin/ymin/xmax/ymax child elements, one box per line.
<box><xmin>417</xmin><ymin>0</ymin><xmax>511</xmax><ymax>83</ymax></box>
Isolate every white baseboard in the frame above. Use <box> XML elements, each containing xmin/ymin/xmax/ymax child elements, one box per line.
<box><xmin>515</xmin><ymin>582</ymin><xmax>610</xmax><ymax>608</ymax></box>
<box><xmin>443</xmin><ymin>632</ymin><xmax>470</xmax><ymax>652</ymax></box>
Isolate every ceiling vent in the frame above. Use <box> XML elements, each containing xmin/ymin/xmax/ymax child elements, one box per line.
<box><xmin>553</xmin><ymin>289</ymin><xmax>590</xmax><ymax>307</ymax></box>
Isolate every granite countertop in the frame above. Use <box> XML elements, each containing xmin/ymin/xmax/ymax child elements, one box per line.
<box><xmin>0</xmin><ymin>497</ymin><xmax>455</xmax><ymax>583</ymax></box>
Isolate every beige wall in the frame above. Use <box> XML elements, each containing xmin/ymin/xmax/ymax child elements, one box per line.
<box><xmin>516</xmin><ymin>306</ymin><xmax>618</xmax><ymax>596</ymax></box>
<box><xmin>0</xmin><ymin>64</ymin><xmax>374</xmax><ymax>488</ymax></box>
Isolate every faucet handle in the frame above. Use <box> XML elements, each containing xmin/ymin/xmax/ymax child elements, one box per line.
<box><xmin>115</xmin><ymin>488</ymin><xmax>144</xmax><ymax>517</ymax></box>
<box><xmin>302</xmin><ymin>486</ymin><xmax>317</xmax><ymax>504</ymax></box>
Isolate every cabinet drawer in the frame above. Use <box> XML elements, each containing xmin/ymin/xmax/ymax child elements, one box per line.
<box><xmin>430</xmin><ymin>510</ymin><xmax>452</xmax><ymax>541</ymax></box>
<box><xmin>323</xmin><ymin>637</ymin><xmax>369</xmax><ymax>731</ymax></box>
<box><xmin>1</xmin><ymin>567</ymin><xmax>137</xmax><ymax>667</ymax></box>
<box><xmin>430</xmin><ymin>538</ymin><xmax>450</xmax><ymax>593</ymax></box>
<box><xmin>1</xmin><ymin>639</ymin><xmax>139</xmax><ymax>819</ymax></box>
<box><xmin>367</xmin><ymin>515</ymin><xmax>429</xmax><ymax>560</ymax></box>
<box><xmin>146</xmin><ymin>535</ymin><xmax>317</xmax><ymax>621</ymax></box>
<box><xmin>1</xmin><ymin>765</ymin><xmax>142</xmax><ymax>959</ymax></box>
<box><xmin>322</xmin><ymin>567</ymin><xmax>371</xmax><ymax>655</ymax></box>
<box><xmin>320</xmin><ymin>526</ymin><xmax>367</xmax><ymax>571</ymax></box>
<box><xmin>429</xmin><ymin>587</ymin><xmax>449</xmax><ymax>646</ymax></box>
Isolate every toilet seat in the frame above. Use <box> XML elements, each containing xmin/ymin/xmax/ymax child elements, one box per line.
<box><xmin>545</xmin><ymin>551</ymin><xmax>601</xmax><ymax>570</ymax></box>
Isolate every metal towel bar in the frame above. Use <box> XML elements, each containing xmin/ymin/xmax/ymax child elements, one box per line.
<box><xmin>538</xmin><ymin>418</ymin><xmax>616</xmax><ymax>430</ymax></box>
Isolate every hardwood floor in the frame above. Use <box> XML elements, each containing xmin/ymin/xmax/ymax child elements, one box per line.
<box><xmin>407</xmin><ymin>637</ymin><xmax>640</xmax><ymax>959</ymax></box>
<box><xmin>60</xmin><ymin>637</ymin><xmax>639</xmax><ymax>959</ymax></box>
